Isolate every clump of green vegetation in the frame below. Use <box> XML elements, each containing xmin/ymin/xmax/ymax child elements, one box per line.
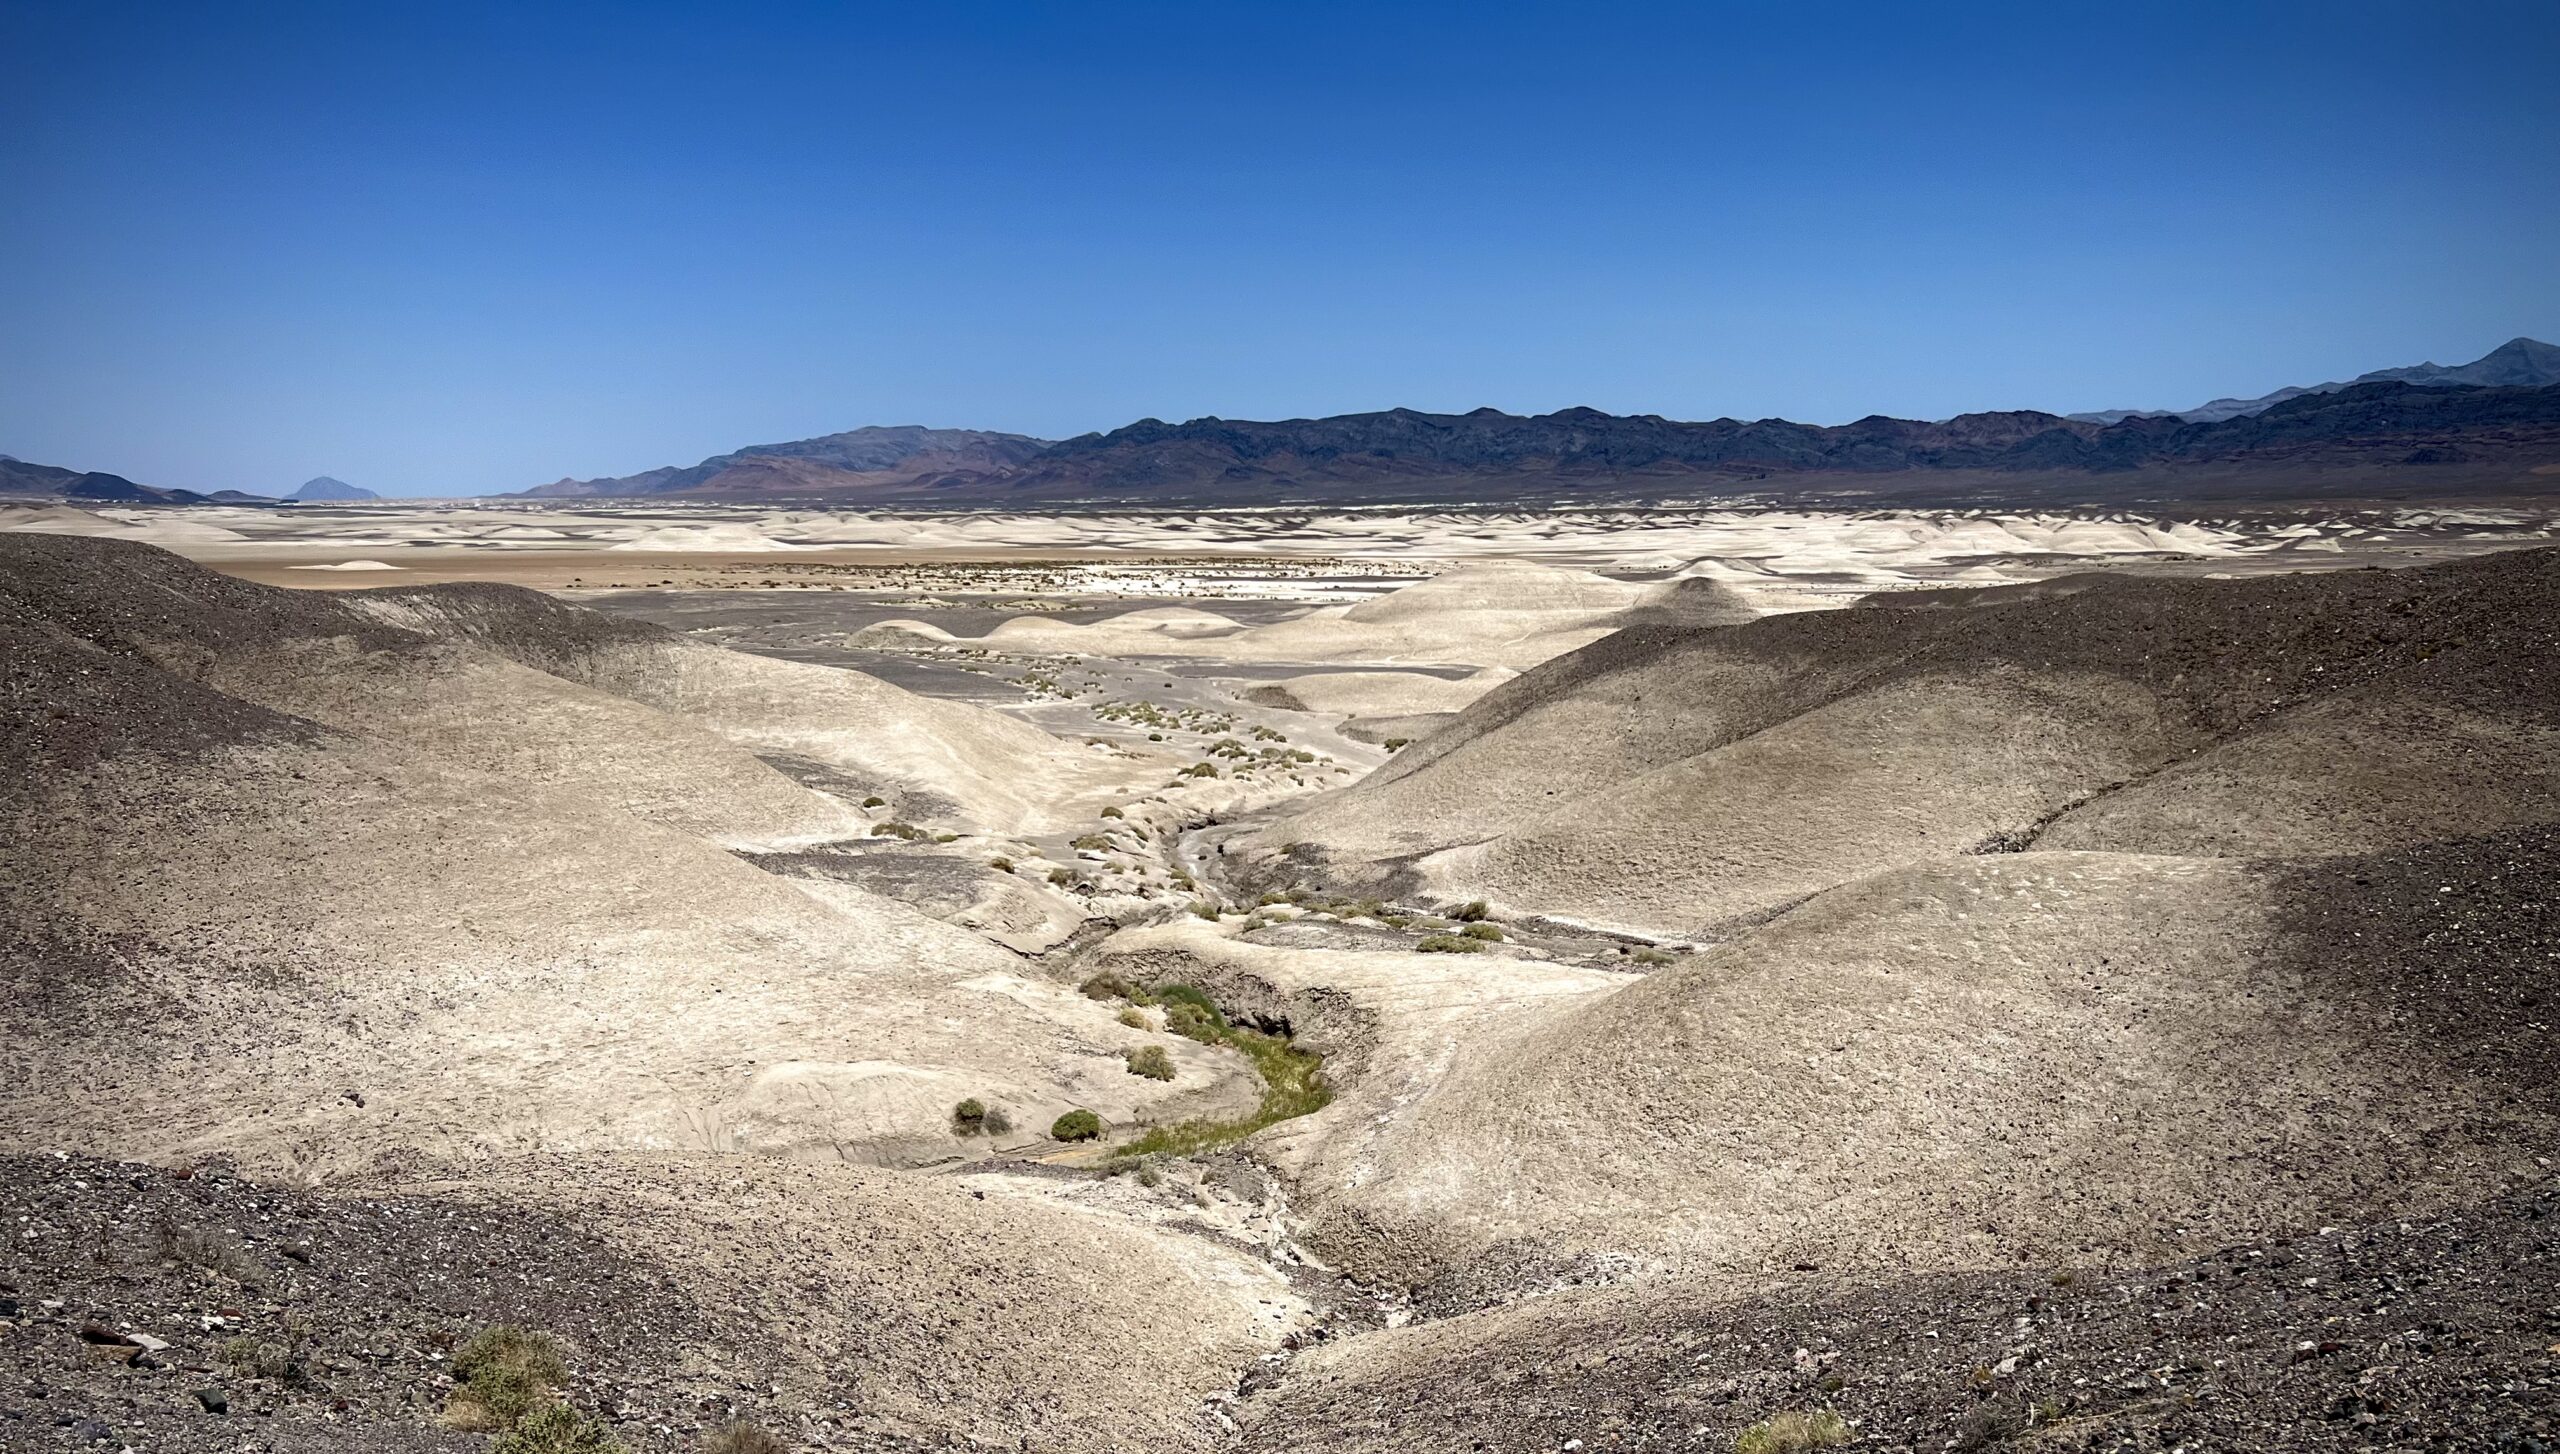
<box><xmin>1124</xmin><ymin>1046</ymin><xmax>1176</xmax><ymax>1081</ymax></box>
<box><xmin>952</xmin><ymin>1098</ymin><xmax>989</xmax><ymax>1135</ymax></box>
<box><xmin>1188</xmin><ymin>900</ymin><xmax>1222</xmax><ymax>921</ymax></box>
<box><xmin>1048</xmin><ymin>868</ymin><xmax>1078</xmax><ymax>888</ymax></box>
<box><xmin>491</xmin><ymin>1402</ymin><xmax>625</xmax><ymax>1454</ymax></box>
<box><xmin>1117</xmin><ymin>1006</ymin><xmax>1150</xmax><ymax>1029</ymax></box>
<box><xmin>870</xmin><ymin>822</ymin><xmax>929</xmax><ymax>841</ymax></box>
<box><xmin>1209</xmin><ymin>738</ymin><xmax>1249</xmax><ymax>758</ymax></box>
<box><xmin>1051</xmin><ymin>1109</ymin><xmax>1103</xmax><ymax>1142</ymax></box>
<box><xmin>1460</xmin><ymin>922</ymin><xmax>1504</xmax><ymax>942</ymax></box>
<box><xmin>702</xmin><ymin>1422</ymin><xmax>789</xmax><ymax>1454</ymax></box>
<box><xmin>1070</xmin><ymin>833</ymin><xmax>1113</xmax><ymax>852</ymax></box>
<box><xmin>860</xmin><ymin>796</ymin><xmax>887</xmax><ymax>808</ymax></box>
<box><xmin>1383</xmin><ymin>737</ymin><xmax>1410</xmax><ymax>750</ymax></box>
<box><xmin>1178</xmin><ymin>762</ymin><xmax>1219</xmax><ymax>779</ymax></box>
<box><xmin>1734</xmin><ymin>1410</ymin><xmax>1849</xmax><ymax>1454</ymax></box>
<box><xmin>1100</xmin><ymin>806</ymin><xmax>1124</xmax><ymax>819</ymax></box>
<box><xmin>1251</xmin><ymin>725</ymin><xmax>1286</xmax><ymax>741</ymax></box>
<box><xmin>1110</xmin><ymin>983</ymin><xmax>1330</xmax><ymax>1159</ymax></box>
<box><xmin>444</xmin><ymin>1326</ymin><xmax>570</xmax><ymax>1432</ymax></box>
<box><xmin>989</xmin><ymin>856</ymin><xmax>1014</xmax><ymax>872</ymax></box>
<box><xmin>1418</xmin><ymin>933</ymin><xmax>1486</xmax><ymax>954</ymax></box>
<box><xmin>1453</xmin><ymin>900</ymin><xmax>1491</xmax><ymax>921</ymax></box>
<box><xmin>1630</xmin><ymin>947</ymin><xmax>1675</xmax><ymax>966</ymax></box>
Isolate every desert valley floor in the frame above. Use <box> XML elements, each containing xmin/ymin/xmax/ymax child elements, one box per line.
<box><xmin>3</xmin><ymin>500</ymin><xmax>2557</xmax><ymax>1452</ymax></box>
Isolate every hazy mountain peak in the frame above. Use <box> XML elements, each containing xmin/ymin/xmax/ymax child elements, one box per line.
<box><xmin>2070</xmin><ymin>335</ymin><xmax>2560</xmax><ymax>424</ymax></box>
<box><xmin>289</xmin><ymin>476</ymin><xmax>379</xmax><ymax>501</ymax></box>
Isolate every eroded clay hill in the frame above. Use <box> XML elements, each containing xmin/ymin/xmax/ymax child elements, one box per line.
<box><xmin>1196</xmin><ymin>549</ymin><xmax>2560</xmax><ymax>1309</ymax></box>
<box><xmin>1249</xmin><ymin>548</ymin><xmax>2560</xmax><ymax>936</ymax></box>
<box><xmin>0</xmin><ymin>534</ymin><xmax>1228</xmax><ymax>1180</ymax></box>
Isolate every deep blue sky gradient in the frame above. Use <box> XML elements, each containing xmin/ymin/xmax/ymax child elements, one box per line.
<box><xmin>4</xmin><ymin>1</ymin><xmax>2556</xmax><ymax>496</ymax></box>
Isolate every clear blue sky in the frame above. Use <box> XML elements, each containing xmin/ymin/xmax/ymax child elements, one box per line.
<box><xmin>4</xmin><ymin>1</ymin><xmax>2556</xmax><ymax>497</ymax></box>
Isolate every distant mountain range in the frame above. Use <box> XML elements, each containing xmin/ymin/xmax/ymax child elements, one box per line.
<box><xmin>520</xmin><ymin>426</ymin><xmax>1049</xmax><ymax>499</ymax></box>
<box><xmin>2068</xmin><ymin>337</ymin><xmax>2560</xmax><ymax>425</ymax></box>
<box><xmin>0</xmin><ymin>461</ymin><xmax>376</xmax><ymax>506</ymax></box>
<box><xmin>9</xmin><ymin>337</ymin><xmax>2557</xmax><ymax>510</ymax></box>
<box><xmin>501</xmin><ymin>336</ymin><xmax>2560</xmax><ymax>507</ymax></box>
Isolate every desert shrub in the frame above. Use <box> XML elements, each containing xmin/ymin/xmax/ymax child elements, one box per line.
<box><xmin>453</xmin><ymin>1328</ymin><xmax>566</xmax><ymax>1393</ymax></box>
<box><xmin>1383</xmin><ymin>737</ymin><xmax>1410</xmax><ymax>750</ymax></box>
<box><xmin>492</xmin><ymin>1403</ymin><xmax>625</xmax><ymax>1453</ymax></box>
<box><xmin>1047</xmin><ymin>867</ymin><xmax>1077</xmax><ymax>887</ymax></box>
<box><xmin>952</xmin><ymin>1098</ymin><xmax>988</xmax><ymax>1135</ymax></box>
<box><xmin>219</xmin><ymin>1335</ymin><xmax>297</xmax><ymax>1381</ymax></box>
<box><xmin>934</xmin><ymin>832</ymin><xmax>958</xmax><ymax>843</ymax></box>
<box><xmin>1188</xmin><ymin>900</ymin><xmax>1221</xmax><ymax>921</ymax></box>
<box><xmin>870</xmin><ymin>822</ymin><xmax>928</xmax><ymax>841</ymax></box>
<box><xmin>1379</xmin><ymin>914</ymin><xmax>1410</xmax><ymax>929</ymax></box>
<box><xmin>702</xmin><ymin>1422</ymin><xmax>789</xmax><ymax>1454</ymax></box>
<box><xmin>1453</xmin><ymin>900</ymin><xmax>1491</xmax><ymax>922</ymax></box>
<box><xmin>1257</xmin><ymin>890</ymin><xmax>1296</xmax><ymax>906</ymax></box>
<box><xmin>161</xmin><ymin>1224</ymin><xmax>262</xmax><ymax>1285</ymax></box>
<box><xmin>1100</xmin><ymin>806</ymin><xmax>1124</xmax><ymax>819</ymax></box>
<box><xmin>1630</xmin><ymin>947</ymin><xmax>1675</xmax><ymax>966</ymax></box>
<box><xmin>1080</xmin><ymin>973</ymin><xmax>1152</xmax><ymax>1004</ymax></box>
<box><xmin>1071</xmin><ymin>833</ymin><xmax>1112</xmax><ymax>851</ymax></box>
<box><xmin>1179</xmin><ymin>762</ymin><xmax>1219</xmax><ymax>778</ymax></box>
<box><xmin>989</xmin><ymin>856</ymin><xmax>1014</xmax><ymax>872</ymax></box>
<box><xmin>1117</xmin><ymin>1006</ymin><xmax>1149</xmax><ymax>1029</ymax></box>
<box><xmin>1734</xmin><ymin>1410</ymin><xmax>1849</xmax><ymax>1454</ymax></box>
<box><xmin>1124</xmin><ymin>1046</ymin><xmax>1176</xmax><ymax>1081</ymax></box>
<box><xmin>446</xmin><ymin>1326</ymin><xmax>569</xmax><ymax>1428</ymax></box>
<box><xmin>1051</xmin><ymin>1109</ymin><xmax>1103</xmax><ymax>1142</ymax></box>
<box><xmin>1460</xmin><ymin>922</ymin><xmax>1504</xmax><ymax>942</ymax></box>
<box><xmin>1417</xmin><ymin>934</ymin><xmax>1485</xmax><ymax>954</ymax></box>
<box><xmin>860</xmin><ymin>795</ymin><xmax>885</xmax><ymax>807</ymax></box>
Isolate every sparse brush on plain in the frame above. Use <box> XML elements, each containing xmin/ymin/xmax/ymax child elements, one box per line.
<box><xmin>702</xmin><ymin>1421</ymin><xmax>791</xmax><ymax>1454</ymax></box>
<box><xmin>1124</xmin><ymin>1045</ymin><xmax>1176</xmax><ymax>1081</ymax></box>
<box><xmin>1734</xmin><ymin>1409</ymin><xmax>1850</xmax><ymax>1454</ymax></box>
<box><xmin>490</xmin><ymin>1402</ymin><xmax>625</xmax><ymax>1453</ymax></box>
<box><xmin>1051</xmin><ymin>1108</ymin><xmax>1103</xmax><ymax>1142</ymax></box>
<box><xmin>1418</xmin><ymin>933</ymin><xmax>1485</xmax><ymax>954</ymax></box>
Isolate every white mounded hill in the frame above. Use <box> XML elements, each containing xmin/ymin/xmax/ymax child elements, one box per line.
<box><xmin>348</xmin><ymin>583</ymin><xmax>1131</xmax><ymax>832</ymax></box>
